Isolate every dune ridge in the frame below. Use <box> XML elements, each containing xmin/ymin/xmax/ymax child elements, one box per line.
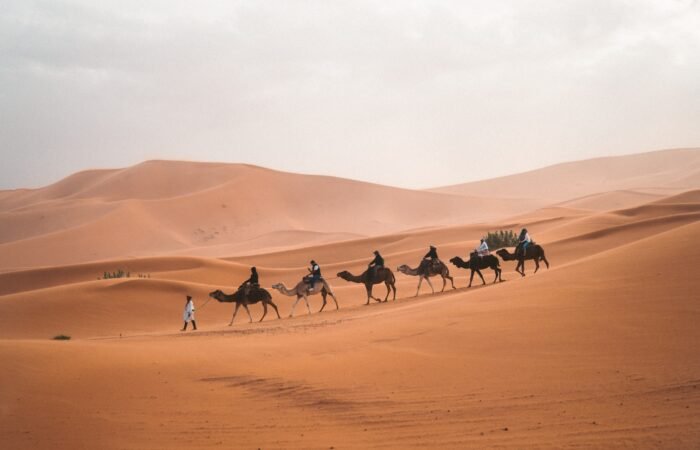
<box><xmin>431</xmin><ymin>147</ymin><xmax>700</xmax><ymax>201</ymax></box>
<box><xmin>2</xmin><ymin>150</ymin><xmax>700</xmax><ymax>449</ymax></box>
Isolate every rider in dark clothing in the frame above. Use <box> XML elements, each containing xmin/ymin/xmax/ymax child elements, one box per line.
<box><xmin>307</xmin><ymin>260</ymin><xmax>321</xmax><ymax>291</ymax></box>
<box><xmin>422</xmin><ymin>245</ymin><xmax>440</xmax><ymax>273</ymax></box>
<box><xmin>369</xmin><ymin>251</ymin><xmax>384</xmax><ymax>268</ymax></box>
<box><xmin>368</xmin><ymin>250</ymin><xmax>384</xmax><ymax>279</ymax></box>
<box><xmin>240</xmin><ymin>267</ymin><xmax>259</xmax><ymax>289</ymax></box>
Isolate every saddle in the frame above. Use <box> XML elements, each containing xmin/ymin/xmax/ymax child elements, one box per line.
<box><xmin>303</xmin><ymin>275</ymin><xmax>323</xmax><ymax>284</ymax></box>
<box><xmin>420</xmin><ymin>258</ymin><xmax>441</xmax><ymax>273</ymax></box>
<box><xmin>237</xmin><ymin>284</ymin><xmax>261</xmax><ymax>297</ymax></box>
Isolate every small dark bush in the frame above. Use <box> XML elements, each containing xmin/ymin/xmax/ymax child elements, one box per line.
<box><xmin>53</xmin><ymin>335</ymin><xmax>71</xmax><ymax>340</ymax></box>
<box><xmin>101</xmin><ymin>269</ymin><xmax>131</xmax><ymax>279</ymax></box>
<box><xmin>484</xmin><ymin>230</ymin><xmax>519</xmax><ymax>249</ymax></box>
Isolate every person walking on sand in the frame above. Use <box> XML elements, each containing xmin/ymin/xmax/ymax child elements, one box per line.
<box><xmin>182</xmin><ymin>295</ymin><xmax>197</xmax><ymax>331</ymax></box>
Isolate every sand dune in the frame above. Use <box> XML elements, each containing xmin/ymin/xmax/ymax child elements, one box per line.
<box><xmin>432</xmin><ymin>147</ymin><xmax>700</xmax><ymax>202</ymax></box>
<box><xmin>2</xmin><ymin>153</ymin><xmax>700</xmax><ymax>448</ymax></box>
<box><xmin>1</xmin><ymin>189</ymin><xmax>699</xmax><ymax>448</ymax></box>
<box><xmin>2</xmin><ymin>189</ymin><xmax>698</xmax><ymax>336</ymax></box>
<box><xmin>0</xmin><ymin>160</ymin><xmax>541</xmax><ymax>271</ymax></box>
<box><xmin>555</xmin><ymin>189</ymin><xmax>664</xmax><ymax>211</ymax></box>
<box><xmin>2</xmin><ymin>150</ymin><xmax>698</xmax><ymax>271</ymax></box>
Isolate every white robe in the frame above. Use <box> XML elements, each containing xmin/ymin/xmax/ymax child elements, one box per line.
<box><xmin>477</xmin><ymin>241</ymin><xmax>489</xmax><ymax>256</ymax></box>
<box><xmin>183</xmin><ymin>300</ymin><xmax>195</xmax><ymax>322</ymax></box>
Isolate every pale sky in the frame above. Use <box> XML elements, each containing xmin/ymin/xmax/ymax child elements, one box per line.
<box><xmin>1</xmin><ymin>0</ymin><xmax>699</xmax><ymax>190</ymax></box>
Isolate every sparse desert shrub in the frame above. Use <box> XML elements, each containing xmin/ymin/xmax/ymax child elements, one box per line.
<box><xmin>484</xmin><ymin>230</ymin><xmax>519</xmax><ymax>249</ymax></box>
<box><xmin>101</xmin><ymin>269</ymin><xmax>130</xmax><ymax>279</ymax></box>
<box><xmin>53</xmin><ymin>335</ymin><xmax>71</xmax><ymax>340</ymax></box>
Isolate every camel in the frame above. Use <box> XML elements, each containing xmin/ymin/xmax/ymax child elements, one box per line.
<box><xmin>496</xmin><ymin>244</ymin><xmax>550</xmax><ymax>276</ymax></box>
<box><xmin>450</xmin><ymin>253</ymin><xmax>503</xmax><ymax>287</ymax></box>
<box><xmin>397</xmin><ymin>259</ymin><xmax>455</xmax><ymax>297</ymax></box>
<box><xmin>271</xmin><ymin>278</ymin><xmax>338</xmax><ymax>317</ymax></box>
<box><xmin>336</xmin><ymin>267</ymin><xmax>397</xmax><ymax>304</ymax></box>
<box><xmin>209</xmin><ymin>287</ymin><xmax>281</xmax><ymax>326</ymax></box>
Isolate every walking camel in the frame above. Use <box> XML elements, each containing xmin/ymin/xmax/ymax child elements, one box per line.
<box><xmin>209</xmin><ymin>287</ymin><xmax>281</xmax><ymax>326</ymax></box>
<box><xmin>449</xmin><ymin>253</ymin><xmax>503</xmax><ymax>287</ymax></box>
<box><xmin>397</xmin><ymin>260</ymin><xmax>455</xmax><ymax>297</ymax></box>
<box><xmin>336</xmin><ymin>267</ymin><xmax>397</xmax><ymax>304</ymax></box>
<box><xmin>271</xmin><ymin>279</ymin><xmax>338</xmax><ymax>317</ymax></box>
<box><xmin>496</xmin><ymin>244</ymin><xmax>550</xmax><ymax>276</ymax></box>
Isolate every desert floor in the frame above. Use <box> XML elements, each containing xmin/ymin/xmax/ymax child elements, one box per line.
<box><xmin>2</xmin><ymin>150</ymin><xmax>700</xmax><ymax>449</ymax></box>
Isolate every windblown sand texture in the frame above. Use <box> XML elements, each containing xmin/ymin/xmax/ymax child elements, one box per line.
<box><xmin>1</xmin><ymin>148</ymin><xmax>699</xmax><ymax>449</ymax></box>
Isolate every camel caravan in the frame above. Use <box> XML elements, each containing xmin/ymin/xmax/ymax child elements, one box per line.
<box><xmin>196</xmin><ymin>228</ymin><xmax>549</xmax><ymax>327</ymax></box>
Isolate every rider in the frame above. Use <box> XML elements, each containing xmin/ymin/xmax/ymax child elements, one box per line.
<box><xmin>368</xmin><ymin>250</ymin><xmax>384</xmax><ymax>279</ymax></box>
<box><xmin>306</xmin><ymin>259</ymin><xmax>321</xmax><ymax>291</ymax></box>
<box><xmin>518</xmin><ymin>228</ymin><xmax>532</xmax><ymax>257</ymax></box>
<box><xmin>423</xmin><ymin>245</ymin><xmax>439</xmax><ymax>271</ymax></box>
<box><xmin>476</xmin><ymin>238</ymin><xmax>490</xmax><ymax>257</ymax></box>
<box><xmin>240</xmin><ymin>266</ymin><xmax>259</xmax><ymax>295</ymax></box>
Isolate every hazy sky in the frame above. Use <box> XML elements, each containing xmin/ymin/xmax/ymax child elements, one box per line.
<box><xmin>1</xmin><ymin>0</ymin><xmax>699</xmax><ymax>190</ymax></box>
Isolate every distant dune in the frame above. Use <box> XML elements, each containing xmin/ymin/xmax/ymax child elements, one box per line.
<box><xmin>1</xmin><ymin>178</ymin><xmax>699</xmax><ymax>448</ymax></box>
<box><xmin>2</xmin><ymin>149</ymin><xmax>699</xmax><ymax>272</ymax></box>
<box><xmin>431</xmin><ymin>147</ymin><xmax>700</xmax><ymax>202</ymax></box>
<box><xmin>0</xmin><ymin>161</ymin><xmax>540</xmax><ymax>271</ymax></box>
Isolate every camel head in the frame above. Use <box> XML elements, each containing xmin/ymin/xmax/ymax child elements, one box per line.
<box><xmin>270</xmin><ymin>283</ymin><xmax>284</xmax><ymax>291</ymax></box>
<box><xmin>495</xmin><ymin>249</ymin><xmax>512</xmax><ymax>260</ymax></box>
<box><xmin>396</xmin><ymin>264</ymin><xmax>410</xmax><ymax>274</ymax></box>
<box><xmin>449</xmin><ymin>256</ymin><xmax>463</xmax><ymax>266</ymax></box>
<box><xmin>209</xmin><ymin>289</ymin><xmax>223</xmax><ymax>299</ymax></box>
<box><xmin>336</xmin><ymin>271</ymin><xmax>351</xmax><ymax>280</ymax></box>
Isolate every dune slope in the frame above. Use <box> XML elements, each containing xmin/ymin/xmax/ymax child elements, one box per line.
<box><xmin>1</xmin><ymin>196</ymin><xmax>699</xmax><ymax>449</ymax></box>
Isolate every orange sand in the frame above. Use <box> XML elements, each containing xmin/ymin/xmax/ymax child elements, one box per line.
<box><xmin>1</xmin><ymin>149</ymin><xmax>699</xmax><ymax>449</ymax></box>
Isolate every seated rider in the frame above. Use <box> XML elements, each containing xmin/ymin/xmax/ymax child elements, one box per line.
<box><xmin>368</xmin><ymin>250</ymin><xmax>384</xmax><ymax>280</ymax></box>
<box><xmin>517</xmin><ymin>228</ymin><xmax>531</xmax><ymax>257</ymax></box>
<box><xmin>423</xmin><ymin>245</ymin><xmax>439</xmax><ymax>270</ymax></box>
<box><xmin>476</xmin><ymin>238</ymin><xmax>490</xmax><ymax>257</ymax></box>
<box><xmin>306</xmin><ymin>259</ymin><xmax>321</xmax><ymax>292</ymax></box>
<box><xmin>240</xmin><ymin>266</ymin><xmax>259</xmax><ymax>295</ymax></box>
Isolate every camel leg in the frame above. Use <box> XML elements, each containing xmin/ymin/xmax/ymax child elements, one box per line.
<box><xmin>259</xmin><ymin>302</ymin><xmax>268</xmax><ymax>322</ymax></box>
<box><xmin>468</xmin><ymin>270</ymin><xmax>475</xmax><ymax>288</ymax></box>
<box><xmin>415</xmin><ymin>276</ymin><xmax>423</xmax><ymax>297</ymax></box>
<box><xmin>244</xmin><ymin>304</ymin><xmax>253</xmax><ymax>323</ymax></box>
<box><xmin>476</xmin><ymin>269</ymin><xmax>485</xmax><ymax>285</ymax></box>
<box><xmin>269</xmin><ymin>301</ymin><xmax>281</xmax><ymax>319</ymax></box>
<box><xmin>425</xmin><ymin>276</ymin><xmax>435</xmax><ymax>294</ymax></box>
<box><xmin>319</xmin><ymin>292</ymin><xmax>328</xmax><ymax>313</ymax></box>
<box><xmin>492</xmin><ymin>269</ymin><xmax>498</xmax><ymax>283</ymax></box>
<box><xmin>439</xmin><ymin>274</ymin><xmax>447</xmax><ymax>292</ymax></box>
<box><xmin>367</xmin><ymin>283</ymin><xmax>382</xmax><ymax>302</ymax></box>
<box><xmin>303</xmin><ymin>295</ymin><xmax>312</xmax><ymax>315</ymax></box>
<box><xmin>330</xmin><ymin>292</ymin><xmax>339</xmax><ymax>310</ymax></box>
<box><xmin>517</xmin><ymin>260</ymin><xmax>525</xmax><ymax>277</ymax></box>
<box><xmin>289</xmin><ymin>295</ymin><xmax>303</xmax><ymax>317</ymax></box>
<box><xmin>229</xmin><ymin>303</ymin><xmax>241</xmax><ymax>326</ymax></box>
<box><xmin>542</xmin><ymin>255</ymin><xmax>550</xmax><ymax>269</ymax></box>
<box><xmin>392</xmin><ymin>283</ymin><xmax>397</xmax><ymax>301</ymax></box>
<box><xmin>383</xmin><ymin>282</ymin><xmax>390</xmax><ymax>302</ymax></box>
<box><xmin>446</xmin><ymin>273</ymin><xmax>456</xmax><ymax>290</ymax></box>
<box><xmin>534</xmin><ymin>259</ymin><xmax>540</xmax><ymax>273</ymax></box>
